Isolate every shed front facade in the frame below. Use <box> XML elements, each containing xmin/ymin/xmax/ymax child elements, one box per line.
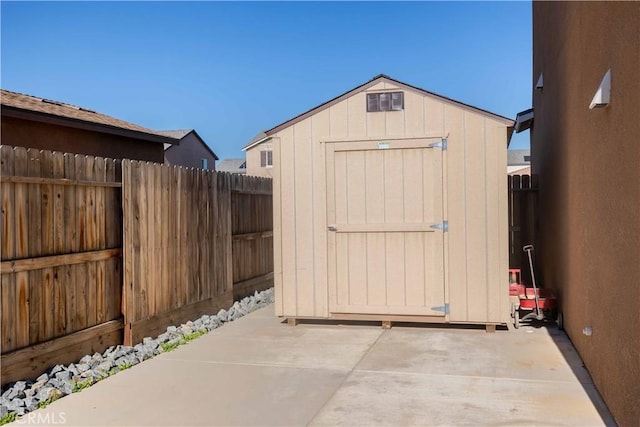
<box><xmin>248</xmin><ymin>75</ymin><xmax>514</xmax><ymax>326</ymax></box>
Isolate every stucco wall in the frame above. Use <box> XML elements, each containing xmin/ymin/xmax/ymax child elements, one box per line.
<box><xmin>164</xmin><ymin>133</ymin><xmax>217</xmax><ymax>170</ymax></box>
<box><xmin>1</xmin><ymin>116</ymin><xmax>164</xmax><ymax>162</ymax></box>
<box><xmin>246</xmin><ymin>141</ymin><xmax>274</xmax><ymax>178</ymax></box>
<box><xmin>532</xmin><ymin>2</ymin><xmax>640</xmax><ymax>425</ymax></box>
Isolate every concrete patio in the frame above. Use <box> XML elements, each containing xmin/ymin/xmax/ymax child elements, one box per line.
<box><xmin>14</xmin><ymin>305</ymin><xmax>614</xmax><ymax>426</ymax></box>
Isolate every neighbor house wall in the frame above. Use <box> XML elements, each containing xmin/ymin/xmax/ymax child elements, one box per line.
<box><xmin>164</xmin><ymin>132</ymin><xmax>217</xmax><ymax>170</ymax></box>
<box><xmin>246</xmin><ymin>141</ymin><xmax>274</xmax><ymax>178</ymax></box>
<box><xmin>532</xmin><ymin>2</ymin><xmax>640</xmax><ymax>425</ymax></box>
<box><xmin>0</xmin><ymin>116</ymin><xmax>164</xmax><ymax>162</ymax></box>
<box><xmin>271</xmin><ymin>80</ymin><xmax>510</xmax><ymax>324</ymax></box>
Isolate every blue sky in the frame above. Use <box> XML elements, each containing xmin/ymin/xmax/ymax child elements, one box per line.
<box><xmin>1</xmin><ymin>1</ymin><xmax>532</xmax><ymax>160</ymax></box>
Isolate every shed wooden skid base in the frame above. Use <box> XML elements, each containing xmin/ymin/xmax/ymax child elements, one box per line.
<box><xmin>283</xmin><ymin>315</ymin><xmax>504</xmax><ymax>332</ymax></box>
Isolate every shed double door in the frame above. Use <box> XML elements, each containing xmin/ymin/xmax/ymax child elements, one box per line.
<box><xmin>326</xmin><ymin>138</ymin><xmax>446</xmax><ymax>316</ymax></box>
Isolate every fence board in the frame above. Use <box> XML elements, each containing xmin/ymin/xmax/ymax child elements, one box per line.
<box><xmin>1</xmin><ymin>273</ymin><xmax>16</xmax><ymax>351</ymax></box>
<box><xmin>75</xmin><ymin>155</ymin><xmax>86</xmax><ymax>252</ymax></box>
<box><xmin>15</xmin><ymin>271</ymin><xmax>29</xmax><ymax>349</ymax></box>
<box><xmin>2</xmin><ymin>146</ymin><xmax>16</xmax><ymax>261</ymax></box>
<box><xmin>63</xmin><ymin>154</ymin><xmax>77</xmax><ymax>254</ymax></box>
<box><xmin>53</xmin><ymin>151</ymin><xmax>65</xmax><ymax>255</ymax></box>
<box><xmin>14</xmin><ymin>147</ymin><xmax>29</xmax><ymax>259</ymax></box>
<box><xmin>27</xmin><ymin>150</ymin><xmax>42</xmax><ymax>258</ymax></box>
<box><xmin>41</xmin><ymin>151</ymin><xmax>55</xmax><ymax>257</ymax></box>
<box><xmin>42</xmin><ymin>267</ymin><xmax>54</xmax><ymax>340</ymax></box>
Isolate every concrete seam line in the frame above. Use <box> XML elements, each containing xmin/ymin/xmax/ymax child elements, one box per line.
<box><xmin>152</xmin><ymin>358</ymin><xmax>352</xmax><ymax>372</ymax></box>
<box><xmin>306</xmin><ymin>329</ymin><xmax>388</xmax><ymax>425</ymax></box>
<box><xmin>353</xmin><ymin>368</ymin><xmax>584</xmax><ymax>385</ymax></box>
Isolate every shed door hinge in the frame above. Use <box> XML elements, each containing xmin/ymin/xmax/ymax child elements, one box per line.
<box><xmin>430</xmin><ymin>220</ymin><xmax>448</xmax><ymax>232</ymax></box>
<box><xmin>429</xmin><ymin>138</ymin><xmax>448</xmax><ymax>150</ymax></box>
<box><xmin>431</xmin><ymin>303</ymin><xmax>450</xmax><ymax>314</ymax></box>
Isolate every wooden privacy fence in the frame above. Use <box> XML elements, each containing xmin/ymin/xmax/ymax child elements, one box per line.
<box><xmin>122</xmin><ymin>163</ymin><xmax>273</xmax><ymax>344</ymax></box>
<box><xmin>1</xmin><ymin>146</ymin><xmax>273</xmax><ymax>385</ymax></box>
<box><xmin>508</xmin><ymin>174</ymin><xmax>538</xmax><ymax>286</ymax></box>
<box><xmin>1</xmin><ymin>146</ymin><xmax>123</xmax><ymax>384</ymax></box>
<box><xmin>230</xmin><ymin>175</ymin><xmax>273</xmax><ymax>300</ymax></box>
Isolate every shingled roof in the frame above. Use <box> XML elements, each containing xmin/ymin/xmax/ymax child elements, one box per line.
<box><xmin>1</xmin><ymin>89</ymin><xmax>178</xmax><ymax>145</ymax></box>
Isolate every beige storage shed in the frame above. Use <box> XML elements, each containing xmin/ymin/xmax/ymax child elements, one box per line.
<box><xmin>244</xmin><ymin>74</ymin><xmax>514</xmax><ymax>327</ymax></box>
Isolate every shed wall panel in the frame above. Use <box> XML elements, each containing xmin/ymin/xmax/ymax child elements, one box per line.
<box><xmin>293</xmin><ymin>121</ymin><xmax>315</xmax><ymax>316</ymax></box>
<box><xmin>330</xmin><ymin>100</ymin><xmax>349</xmax><ymax>139</ymax></box>
<box><xmin>443</xmin><ymin>104</ymin><xmax>468</xmax><ymax>321</ymax></box>
<box><xmin>348</xmin><ymin>96</ymin><xmax>366</xmax><ymax>138</ymax></box>
<box><xmin>272</xmin><ymin>140</ymin><xmax>283</xmax><ymax>315</ymax></box>
<box><xmin>366</xmin><ymin>108</ymin><xmax>386</xmax><ymax>136</ymax></box>
<box><xmin>278</xmin><ymin>127</ymin><xmax>297</xmax><ymax>316</ymax></box>
<box><xmin>464</xmin><ymin>111</ymin><xmax>489</xmax><ymax>322</ymax></box>
<box><xmin>425</xmin><ymin>97</ymin><xmax>445</xmax><ymax>135</ymax></box>
<box><xmin>485</xmin><ymin>120</ymin><xmax>503</xmax><ymax>322</ymax></box>
<box><xmin>405</xmin><ymin>91</ymin><xmax>425</xmax><ymax>136</ymax></box>
<box><xmin>311</xmin><ymin>110</ymin><xmax>330</xmax><ymax>317</ymax></box>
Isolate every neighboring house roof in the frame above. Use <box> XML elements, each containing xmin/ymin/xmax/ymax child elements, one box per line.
<box><xmin>217</xmin><ymin>158</ymin><xmax>247</xmax><ymax>174</ymax></box>
<box><xmin>243</xmin><ymin>74</ymin><xmax>515</xmax><ymax>150</ymax></box>
<box><xmin>508</xmin><ymin>165</ymin><xmax>531</xmax><ymax>175</ymax></box>
<box><xmin>160</xmin><ymin>129</ymin><xmax>219</xmax><ymax>160</ymax></box>
<box><xmin>0</xmin><ymin>89</ymin><xmax>178</xmax><ymax>145</ymax></box>
<box><xmin>245</xmin><ymin>131</ymin><xmax>268</xmax><ymax>149</ymax></box>
<box><xmin>508</xmin><ymin>149</ymin><xmax>531</xmax><ymax>166</ymax></box>
<box><xmin>514</xmin><ymin>108</ymin><xmax>534</xmax><ymax>133</ymax></box>
<box><xmin>160</xmin><ymin>129</ymin><xmax>193</xmax><ymax>140</ymax></box>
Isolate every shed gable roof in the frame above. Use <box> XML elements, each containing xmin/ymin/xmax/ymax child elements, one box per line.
<box><xmin>1</xmin><ymin>89</ymin><xmax>178</xmax><ymax>145</ymax></box>
<box><xmin>244</xmin><ymin>74</ymin><xmax>514</xmax><ymax>150</ymax></box>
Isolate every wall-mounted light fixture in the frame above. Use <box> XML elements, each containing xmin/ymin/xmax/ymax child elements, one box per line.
<box><xmin>589</xmin><ymin>69</ymin><xmax>611</xmax><ymax>109</ymax></box>
<box><xmin>535</xmin><ymin>73</ymin><xmax>544</xmax><ymax>91</ymax></box>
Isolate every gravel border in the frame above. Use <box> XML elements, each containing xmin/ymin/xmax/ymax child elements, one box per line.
<box><xmin>0</xmin><ymin>288</ymin><xmax>274</xmax><ymax>424</ymax></box>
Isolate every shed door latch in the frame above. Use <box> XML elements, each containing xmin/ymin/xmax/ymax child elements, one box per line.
<box><xmin>327</xmin><ymin>225</ymin><xmax>337</xmax><ymax>232</ymax></box>
<box><xmin>430</xmin><ymin>221</ymin><xmax>448</xmax><ymax>232</ymax></box>
<box><xmin>428</xmin><ymin>138</ymin><xmax>448</xmax><ymax>150</ymax></box>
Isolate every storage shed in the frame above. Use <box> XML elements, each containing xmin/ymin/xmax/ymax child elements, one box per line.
<box><xmin>245</xmin><ymin>74</ymin><xmax>514</xmax><ymax>327</ymax></box>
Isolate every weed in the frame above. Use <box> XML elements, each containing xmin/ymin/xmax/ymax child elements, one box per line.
<box><xmin>160</xmin><ymin>340</ymin><xmax>184</xmax><ymax>352</ymax></box>
<box><xmin>118</xmin><ymin>361</ymin><xmax>133</xmax><ymax>371</ymax></box>
<box><xmin>37</xmin><ymin>392</ymin><xmax>61</xmax><ymax>409</ymax></box>
<box><xmin>72</xmin><ymin>378</ymin><xmax>93</xmax><ymax>393</ymax></box>
<box><xmin>0</xmin><ymin>412</ymin><xmax>16</xmax><ymax>426</ymax></box>
<box><xmin>183</xmin><ymin>330</ymin><xmax>206</xmax><ymax>342</ymax></box>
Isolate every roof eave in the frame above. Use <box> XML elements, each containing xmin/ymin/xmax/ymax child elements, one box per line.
<box><xmin>189</xmin><ymin>129</ymin><xmax>219</xmax><ymax>160</ymax></box>
<box><xmin>1</xmin><ymin>105</ymin><xmax>179</xmax><ymax>145</ymax></box>
<box><xmin>242</xmin><ymin>135</ymin><xmax>272</xmax><ymax>151</ymax></box>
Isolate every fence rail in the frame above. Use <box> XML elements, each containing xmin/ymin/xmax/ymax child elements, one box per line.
<box><xmin>1</xmin><ymin>146</ymin><xmax>273</xmax><ymax>385</ymax></box>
